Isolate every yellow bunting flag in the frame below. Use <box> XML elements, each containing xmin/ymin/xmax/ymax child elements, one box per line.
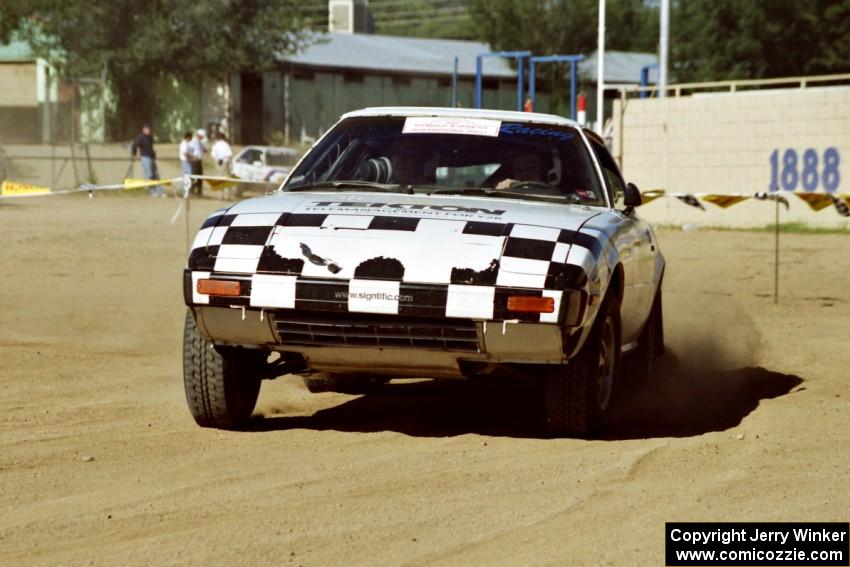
<box><xmin>701</xmin><ymin>194</ymin><xmax>750</xmax><ymax>208</ymax></box>
<box><xmin>0</xmin><ymin>180</ymin><xmax>51</xmax><ymax>196</ymax></box>
<box><xmin>206</xmin><ymin>179</ymin><xmax>238</xmax><ymax>192</ymax></box>
<box><xmin>639</xmin><ymin>189</ymin><xmax>666</xmax><ymax>205</ymax></box>
<box><xmin>794</xmin><ymin>193</ymin><xmax>834</xmax><ymax>212</ymax></box>
<box><xmin>123</xmin><ymin>178</ymin><xmax>162</xmax><ymax>191</ymax></box>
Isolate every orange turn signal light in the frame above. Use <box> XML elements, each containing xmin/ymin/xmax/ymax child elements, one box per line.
<box><xmin>197</xmin><ymin>279</ymin><xmax>242</xmax><ymax>297</ymax></box>
<box><xmin>507</xmin><ymin>295</ymin><xmax>555</xmax><ymax>313</ymax></box>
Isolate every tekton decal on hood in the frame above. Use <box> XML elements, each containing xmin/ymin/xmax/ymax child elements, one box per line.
<box><xmin>224</xmin><ymin>191</ymin><xmax>601</xmax><ymax>231</ymax></box>
<box><xmin>307</xmin><ymin>201</ymin><xmax>507</xmax><ymax>216</ymax></box>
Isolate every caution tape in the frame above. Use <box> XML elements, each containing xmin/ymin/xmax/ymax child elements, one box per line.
<box><xmin>637</xmin><ymin>190</ymin><xmax>850</xmax><ymax>217</ymax></box>
<box><xmin>123</xmin><ymin>178</ymin><xmax>169</xmax><ymax>191</ymax></box>
<box><xmin>0</xmin><ymin>180</ymin><xmax>52</xmax><ymax>197</ymax></box>
<box><xmin>0</xmin><ymin>177</ymin><xmax>182</xmax><ymax>199</ymax></box>
<box><xmin>0</xmin><ymin>174</ymin><xmax>280</xmax><ymax>200</ymax></box>
<box><xmin>4</xmin><ymin>178</ymin><xmax>848</xmax><ymax>218</ymax></box>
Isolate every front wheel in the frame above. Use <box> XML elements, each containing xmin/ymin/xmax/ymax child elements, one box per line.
<box><xmin>636</xmin><ymin>290</ymin><xmax>665</xmax><ymax>383</ymax></box>
<box><xmin>182</xmin><ymin>310</ymin><xmax>266</xmax><ymax>429</ymax></box>
<box><xmin>545</xmin><ymin>297</ymin><xmax>621</xmax><ymax>437</ymax></box>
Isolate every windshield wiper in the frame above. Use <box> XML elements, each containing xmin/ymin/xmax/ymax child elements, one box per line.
<box><xmin>429</xmin><ymin>187</ymin><xmax>492</xmax><ymax>196</ymax></box>
<box><xmin>286</xmin><ymin>181</ymin><xmax>413</xmax><ymax>194</ymax></box>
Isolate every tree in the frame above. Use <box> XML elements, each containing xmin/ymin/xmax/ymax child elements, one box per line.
<box><xmin>466</xmin><ymin>0</ymin><xmax>658</xmax><ymax>57</ymax></box>
<box><xmin>371</xmin><ymin>0</ymin><xmax>476</xmax><ymax>39</ymax></box>
<box><xmin>464</xmin><ymin>0</ymin><xmax>658</xmax><ymax>113</ymax></box>
<box><xmin>465</xmin><ymin>0</ymin><xmax>850</xmax><ymax>85</ymax></box>
<box><xmin>671</xmin><ymin>0</ymin><xmax>850</xmax><ymax>82</ymax></box>
<box><xmin>1</xmin><ymin>0</ymin><xmax>309</xmax><ymax>139</ymax></box>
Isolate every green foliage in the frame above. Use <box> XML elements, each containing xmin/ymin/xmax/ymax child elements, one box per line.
<box><xmin>671</xmin><ymin>0</ymin><xmax>850</xmax><ymax>82</ymax></box>
<box><xmin>465</xmin><ymin>0</ymin><xmax>850</xmax><ymax>84</ymax></box>
<box><xmin>152</xmin><ymin>77</ymin><xmax>208</xmax><ymax>142</ymax></box>
<box><xmin>752</xmin><ymin>222</ymin><xmax>850</xmax><ymax>235</ymax></box>
<box><xmin>465</xmin><ymin>0</ymin><xmax>658</xmax><ymax>95</ymax></box>
<box><xmin>468</xmin><ymin>0</ymin><xmax>594</xmax><ymax>55</ymax></box>
<box><xmin>467</xmin><ymin>0</ymin><xmax>658</xmax><ymax>56</ymax></box>
<box><xmin>2</xmin><ymin>0</ymin><xmax>309</xmax><ymax>138</ymax></box>
<box><xmin>371</xmin><ymin>0</ymin><xmax>475</xmax><ymax>39</ymax></box>
<box><xmin>655</xmin><ymin>222</ymin><xmax>850</xmax><ymax>235</ymax></box>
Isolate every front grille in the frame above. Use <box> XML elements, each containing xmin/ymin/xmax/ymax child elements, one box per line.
<box><xmin>272</xmin><ymin>312</ymin><xmax>480</xmax><ymax>351</ymax></box>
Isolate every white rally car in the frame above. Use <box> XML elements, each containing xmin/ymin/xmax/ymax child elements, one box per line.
<box><xmin>183</xmin><ymin>107</ymin><xmax>665</xmax><ymax>437</ymax></box>
<box><xmin>230</xmin><ymin>145</ymin><xmax>300</xmax><ymax>185</ymax></box>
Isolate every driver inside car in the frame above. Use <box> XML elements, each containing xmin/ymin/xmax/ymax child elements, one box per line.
<box><xmin>388</xmin><ymin>139</ymin><xmax>438</xmax><ymax>185</ymax></box>
<box><xmin>495</xmin><ymin>151</ymin><xmax>545</xmax><ymax>190</ymax></box>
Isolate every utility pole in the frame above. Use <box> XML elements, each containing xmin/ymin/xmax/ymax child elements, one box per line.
<box><xmin>659</xmin><ymin>0</ymin><xmax>669</xmax><ymax>98</ymax></box>
<box><xmin>596</xmin><ymin>0</ymin><xmax>605</xmax><ymax>132</ymax></box>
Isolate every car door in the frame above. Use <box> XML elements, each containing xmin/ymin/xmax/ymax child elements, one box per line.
<box><xmin>586</xmin><ymin>137</ymin><xmax>655</xmax><ymax>344</ymax></box>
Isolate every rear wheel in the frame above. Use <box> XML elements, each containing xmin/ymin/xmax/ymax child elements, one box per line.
<box><xmin>183</xmin><ymin>310</ymin><xmax>265</xmax><ymax>429</ymax></box>
<box><xmin>545</xmin><ymin>297</ymin><xmax>621</xmax><ymax>437</ymax></box>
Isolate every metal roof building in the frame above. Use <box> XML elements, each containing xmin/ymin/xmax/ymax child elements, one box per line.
<box><xmin>231</xmin><ymin>32</ymin><xmax>658</xmax><ymax>144</ymax></box>
<box><xmin>233</xmin><ymin>32</ymin><xmax>527</xmax><ymax>144</ymax></box>
<box><xmin>0</xmin><ymin>37</ymin><xmax>52</xmax><ymax>142</ymax></box>
<box><xmin>278</xmin><ymin>32</ymin><xmax>516</xmax><ymax>78</ymax></box>
<box><xmin>279</xmin><ymin>34</ymin><xmax>659</xmax><ymax>84</ymax></box>
<box><xmin>580</xmin><ymin>50</ymin><xmax>660</xmax><ymax>83</ymax></box>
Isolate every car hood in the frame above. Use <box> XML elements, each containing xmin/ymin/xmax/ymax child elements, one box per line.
<box><xmin>198</xmin><ymin>191</ymin><xmax>601</xmax><ymax>288</ymax></box>
<box><xmin>230</xmin><ymin>190</ymin><xmax>601</xmax><ymax>229</ymax></box>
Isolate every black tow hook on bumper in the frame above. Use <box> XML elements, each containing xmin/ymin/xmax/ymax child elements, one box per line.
<box><xmin>258</xmin><ymin>353</ymin><xmax>307</xmax><ymax>380</ymax></box>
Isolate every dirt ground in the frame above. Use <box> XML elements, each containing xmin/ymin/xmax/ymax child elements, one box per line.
<box><xmin>1</xmin><ymin>192</ymin><xmax>848</xmax><ymax>566</ymax></box>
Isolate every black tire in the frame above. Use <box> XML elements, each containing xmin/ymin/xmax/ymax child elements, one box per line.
<box><xmin>634</xmin><ymin>290</ymin><xmax>663</xmax><ymax>382</ymax></box>
<box><xmin>182</xmin><ymin>310</ymin><xmax>265</xmax><ymax>429</ymax></box>
<box><xmin>545</xmin><ymin>297</ymin><xmax>621</xmax><ymax>437</ymax></box>
<box><xmin>654</xmin><ymin>290</ymin><xmax>665</xmax><ymax>356</ymax></box>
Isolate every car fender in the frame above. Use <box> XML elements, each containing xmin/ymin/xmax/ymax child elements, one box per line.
<box><xmin>558</xmin><ymin>211</ymin><xmax>624</xmax><ymax>358</ymax></box>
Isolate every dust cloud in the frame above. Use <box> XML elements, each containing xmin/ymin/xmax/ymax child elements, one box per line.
<box><xmin>609</xmin><ymin>293</ymin><xmax>800</xmax><ymax>438</ymax></box>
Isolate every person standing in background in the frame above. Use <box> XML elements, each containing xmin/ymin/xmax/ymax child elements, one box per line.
<box><xmin>189</xmin><ymin>128</ymin><xmax>207</xmax><ymax>195</ymax></box>
<box><xmin>130</xmin><ymin>124</ymin><xmax>164</xmax><ymax>196</ymax></box>
<box><xmin>178</xmin><ymin>131</ymin><xmax>194</xmax><ymax>193</ymax></box>
<box><xmin>210</xmin><ymin>132</ymin><xmax>236</xmax><ymax>200</ymax></box>
<box><xmin>210</xmin><ymin>132</ymin><xmax>233</xmax><ymax>175</ymax></box>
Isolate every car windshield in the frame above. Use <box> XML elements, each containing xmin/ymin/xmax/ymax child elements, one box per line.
<box><xmin>284</xmin><ymin>115</ymin><xmax>606</xmax><ymax>206</ymax></box>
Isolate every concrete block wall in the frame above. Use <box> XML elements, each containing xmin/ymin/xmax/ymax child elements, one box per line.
<box><xmin>614</xmin><ymin>86</ymin><xmax>850</xmax><ymax>228</ymax></box>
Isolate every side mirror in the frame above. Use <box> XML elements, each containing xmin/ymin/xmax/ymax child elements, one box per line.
<box><xmin>623</xmin><ymin>182</ymin><xmax>642</xmax><ymax>210</ymax></box>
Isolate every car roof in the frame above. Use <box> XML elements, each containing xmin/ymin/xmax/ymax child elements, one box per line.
<box><xmin>241</xmin><ymin>145</ymin><xmax>299</xmax><ymax>154</ymax></box>
<box><xmin>341</xmin><ymin>106</ymin><xmax>582</xmax><ymax>128</ymax></box>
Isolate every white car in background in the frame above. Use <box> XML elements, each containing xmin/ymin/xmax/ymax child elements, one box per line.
<box><xmin>230</xmin><ymin>145</ymin><xmax>300</xmax><ymax>185</ymax></box>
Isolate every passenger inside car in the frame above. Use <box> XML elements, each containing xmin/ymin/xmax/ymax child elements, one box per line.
<box><xmin>495</xmin><ymin>151</ymin><xmax>546</xmax><ymax>189</ymax></box>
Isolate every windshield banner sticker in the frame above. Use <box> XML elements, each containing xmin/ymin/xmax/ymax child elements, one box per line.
<box><xmin>402</xmin><ymin>117</ymin><xmax>501</xmax><ymax>137</ymax></box>
<box><xmin>499</xmin><ymin>123</ymin><xmax>575</xmax><ymax>142</ymax></box>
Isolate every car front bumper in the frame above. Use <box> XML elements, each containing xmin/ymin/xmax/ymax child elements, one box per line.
<box><xmin>185</xmin><ymin>269</ymin><xmax>589</xmax><ymax>378</ymax></box>
<box><xmin>191</xmin><ymin>304</ymin><xmax>575</xmax><ymax>378</ymax></box>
